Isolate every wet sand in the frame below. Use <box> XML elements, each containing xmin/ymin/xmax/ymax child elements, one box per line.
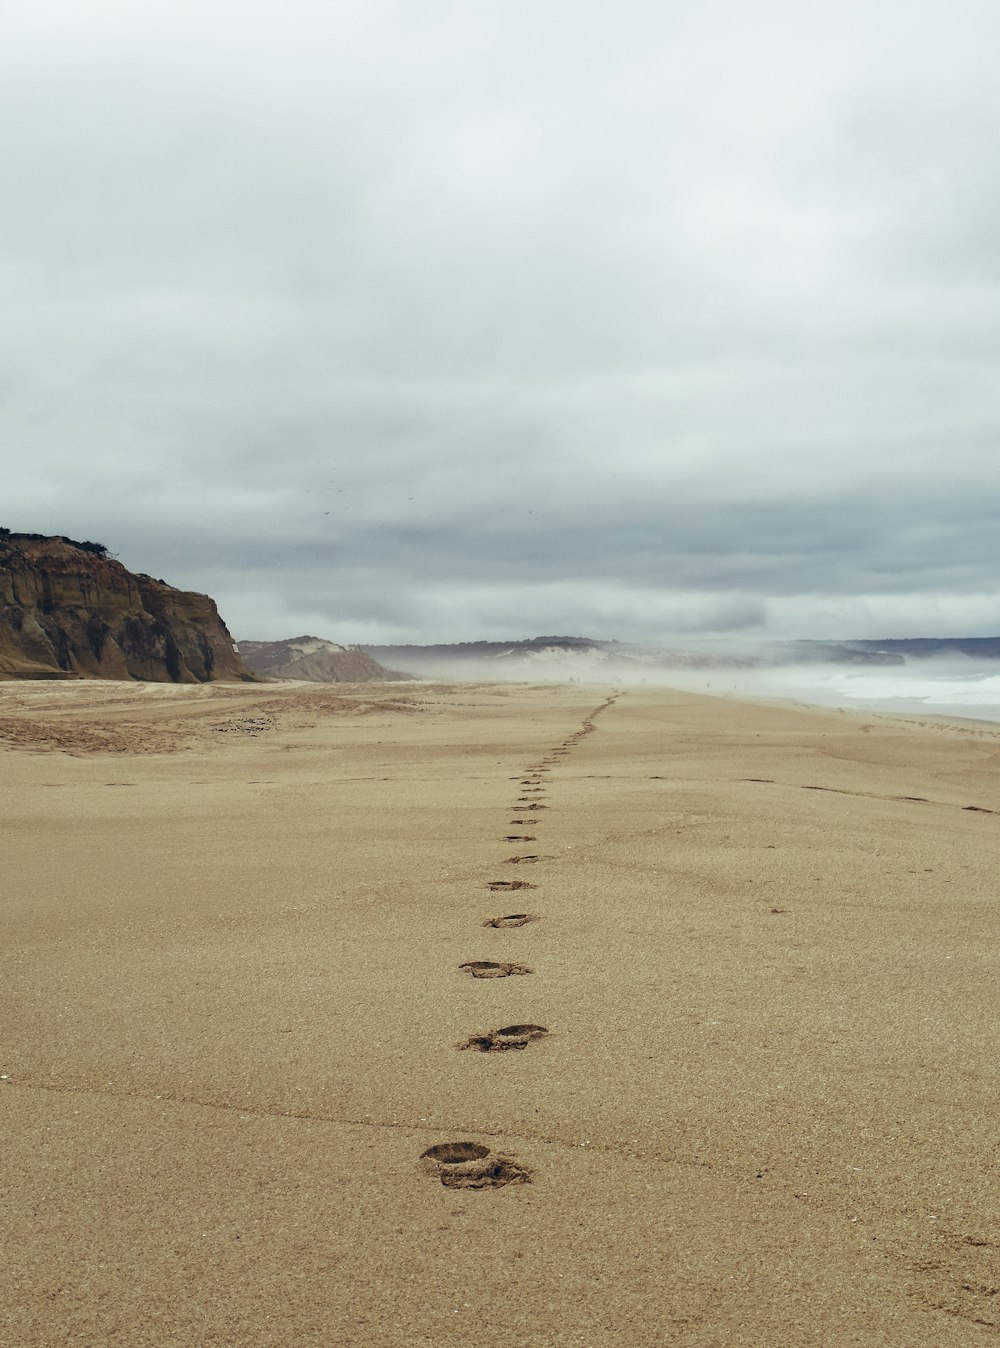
<box><xmin>2</xmin><ymin>680</ymin><xmax>997</xmax><ymax>1346</ymax></box>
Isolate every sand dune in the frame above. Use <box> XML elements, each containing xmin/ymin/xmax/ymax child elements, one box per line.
<box><xmin>2</xmin><ymin>680</ymin><xmax>997</xmax><ymax>1345</ymax></box>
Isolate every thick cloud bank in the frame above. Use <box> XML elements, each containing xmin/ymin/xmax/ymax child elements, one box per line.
<box><xmin>4</xmin><ymin>2</ymin><xmax>1000</xmax><ymax>641</ymax></box>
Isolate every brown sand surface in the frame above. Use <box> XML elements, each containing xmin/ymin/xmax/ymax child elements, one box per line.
<box><xmin>2</xmin><ymin>679</ymin><xmax>998</xmax><ymax>1346</ymax></box>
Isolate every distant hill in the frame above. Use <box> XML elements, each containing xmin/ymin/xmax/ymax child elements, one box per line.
<box><xmin>362</xmin><ymin>637</ymin><xmax>622</xmax><ymax>680</ymax></box>
<box><xmin>773</xmin><ymin>641</ymin><xmax>904</xmax><ymax>666</ymax></box>
<box><xmin>836</xmin><ymin>637</ymin><xmax>1000</xmax><ymax>660</ymax></box>
<box><xmin>0</xmin><ymin>530</ymin><xmax>254</xmax><ymax>682</ymax></box>
<box><xmin>238</xmin><ymin>636</ymin><xmax>403</xmax><ymax>682</ymax></box>
<box><xmin>360</xmin><ymin>636</ymin><xmax>762</xmax><ymax>681</ymax></box>
<box><xmin>361</xmin><ymin>635</ymin><xmax>1000</xmax><ymax>682</ymax></box>
<box><xmin>776</xmin><ymin>638</ymin><xmax>1000</xmax><ymax>664</ymax></box>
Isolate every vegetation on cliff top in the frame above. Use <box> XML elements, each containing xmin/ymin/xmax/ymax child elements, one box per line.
<box><xmin>0</xmin><ymin>528</ymin><xmax>111</xmax><ymax>558</ymax></box>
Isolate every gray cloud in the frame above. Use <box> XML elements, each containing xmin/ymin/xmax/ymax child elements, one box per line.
<box><xmin>4</xmin><ymin>1</ymin><xmax>1000</xmax><ymax>643</ymax></box>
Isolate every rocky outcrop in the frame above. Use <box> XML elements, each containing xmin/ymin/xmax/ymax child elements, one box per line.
<box><xmin>238</xmin><ymin>635</ymin><xmax>401</xmax><ymax>682</ymax></box>
<box><xmin>0</xmin><ymin>532</ymin><xmax>254</xmax><ymax>682</ymax></box>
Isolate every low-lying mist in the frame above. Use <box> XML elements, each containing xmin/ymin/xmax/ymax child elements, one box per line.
<box><xmin>384</xmin><ymin>647</ymin><xmax>1000</xmax><ymax>723</ymax></box>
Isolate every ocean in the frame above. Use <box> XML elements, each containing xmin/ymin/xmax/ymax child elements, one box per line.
<box><xmin>673</xmin><ymin>657</ymin><xmax>1000</xmax><ymax>724</ymax></box>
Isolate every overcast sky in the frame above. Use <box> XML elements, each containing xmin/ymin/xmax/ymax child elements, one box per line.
<box><xmin>4</xmin><ymin>1</ymin><xmax>999</xmax><ymax>643</ymax></box>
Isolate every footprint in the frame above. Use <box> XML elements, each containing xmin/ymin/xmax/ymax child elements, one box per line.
<box><xmin>458</xmin><ymin>1024</ymin><xmax>549</xmax><ymax>1052</ymax></box>
<box><xmin>459</xmin><ymin>960</ymin><xmax>532</xmax><ymax>978</ymax></box>
<box><xmin>504</xmin><ymin>835</ymin><xmax>537</xmax><ymax>842</ymax></box>
<box><xmin>421</xmin><ymin>1141</ymin><xmax>489</xmax><ymax>1164</ymax></box>
<box><xmin>486</xmin><ymin>879</ymin><xmax>537</xmax><ymax>891</ymax></box>
<box><xmin>482</xmin><ymin>912</ymin><xmax>535</xmax><ymax>928</ymax></box>
<box><xmin>419</xmin><ymin>1143</ymin><xmax>532</xmax><ymax>1189</ymax></box>
<box><xmin>505</xmin><ymin>854</ymin><xmax>552</xmax><ymax>864</ymax></box>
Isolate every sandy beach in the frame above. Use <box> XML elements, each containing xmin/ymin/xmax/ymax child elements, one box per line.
<box><xmin>2</xmin><ymin>679</ymin><xmax>997</xmax><ymax>1346</ymax></box>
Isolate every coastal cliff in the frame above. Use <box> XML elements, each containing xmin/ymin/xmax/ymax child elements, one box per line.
<box><xmin>238</xmin><ymin>636</ymin><xmax>401</xmax><ymax>682</ymax></box>
<box><xmin>0</xmin><ymin>531</ymin><xmax>254</xmax><ymax>682</ymax></box>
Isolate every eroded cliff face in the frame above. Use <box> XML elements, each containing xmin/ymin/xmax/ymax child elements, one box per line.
<box><xmin>237</xmin><ymin>636</ymin><xmax>401</xmax><ymax>682</ymax></box>
<box><xmin>0</xmin><ymin>534</ymin><xmax>254</xmax><ymax>682</ymax></box>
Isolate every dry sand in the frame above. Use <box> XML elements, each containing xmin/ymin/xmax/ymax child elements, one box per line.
<box><xmin>1</xmin><ymin>679</ymin><xmax>997</xmax><ymax>1347</ymax></box>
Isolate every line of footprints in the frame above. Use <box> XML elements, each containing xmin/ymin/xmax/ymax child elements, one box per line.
<box><xmin>420</xmin><ymin>694</ymin><xmax>620</xmax><ymax>1191</ymax></box>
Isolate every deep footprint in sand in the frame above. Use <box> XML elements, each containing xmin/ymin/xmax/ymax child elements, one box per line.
<box><xmin>458</xmin><ymin>1024</ymin><xmax>549</xmax><ymax>1052</ymax></box>
<box><xmin>505</xmin><ymin>854</ymin><xmax>553</xmax><ymax>864</ymax></box>
<box><xmin>482</xmin><ymin>912</ymin><xmax>536</xmax><ymax>928</ymax></box>
<box><xmin>419</xmin><ymin>1142</ymin><xmax>531</xmax><ymax>1189</ymax></box>
<box><xmin>504</xmin><ymin>834</ymin><xmax>537</xmax><ymax>842</ymax></box>
<box><xmin>459</xmin><ymin>960</ymin><xmax>532</xmax><ymax>978</ymax></box>
<box><xmin>487</xmin><ymin>879</ymin><xmax>537</xmax><ymax>891</ymax></box>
